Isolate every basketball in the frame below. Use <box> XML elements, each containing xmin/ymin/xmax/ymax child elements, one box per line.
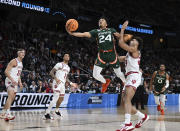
<box><xmin>66</xmin><ymin>19</ymin><xmax>78</xmax><ymax>32</ymax></box>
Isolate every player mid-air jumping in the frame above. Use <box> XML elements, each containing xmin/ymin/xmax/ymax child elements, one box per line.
<box><xmin>66</xmin><ymin>18</ymin><xmax>126</xmax><ymax>93</ymax></box>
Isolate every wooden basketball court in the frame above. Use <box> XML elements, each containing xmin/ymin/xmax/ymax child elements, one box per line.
<box><xmin>0</xmin><ymin>106</ymin><xmax>180</xmax><ymax>131</ymax></box>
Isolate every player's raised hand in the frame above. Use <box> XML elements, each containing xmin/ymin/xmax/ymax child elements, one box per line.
<box><xmin>121</xmin><ymin>20</ymin><xmax>129</xmax><ymax>30</ymax></box>
<box><xmin>65</xmin><ymin>25</ymin><xmax>72</xmax><ymax>35</ymax></box>
<box><xmin>114</xmin><ymin>32</ymin><xmax>121</xmax><ymax>39</ymax></box>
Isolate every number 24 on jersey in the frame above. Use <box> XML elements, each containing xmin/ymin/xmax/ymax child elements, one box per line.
<box><xmin>99</xmin><ymin>34</ymin><xmax>111</xmax><ymax>43</ymax></box>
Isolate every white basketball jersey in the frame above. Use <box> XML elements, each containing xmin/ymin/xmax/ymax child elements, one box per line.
<box><xmin>125</xmin><ymin>52</ymin><xmax>141</xmax><ymax>74</ymax></box>
<box><xmin>6</xmin><ymin>58</ymin><xmax>23</xmax><ymax>82</ymax></box>
<box><xmin>54</xmin><ymin>62</ymin><xmax>70</xmax><ymax>83</ymax></box>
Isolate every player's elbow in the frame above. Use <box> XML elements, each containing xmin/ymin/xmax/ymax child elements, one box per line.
<box><xmin>4</xmin><ymin>70</ymin><xmax>8</xmax><ymax>76</ymax></box>
<box><xmin>83</xmin><ymin>32</ymin><xmax>91</xmax><ymax>38</ymax></box>
<box><xmin>49</xmin><ymin>71</ymin><xmax>54</xmax><ymax>77</ymax></box>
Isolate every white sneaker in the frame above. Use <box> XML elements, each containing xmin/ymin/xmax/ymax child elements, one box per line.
<box><xmin>116</xmin><ymin>122</ymin><xmax>135</xmax><ymax>131</ymax></box>
<box><xmin>0</xmin><ymin>113</ymin><xmax>6</xmax><ymax>119</ymax></box>
<box><xmin>135</xmin><ymin>114</ymin><xmax>149</xmax><ymax>128</ymax></box>
<box><xmin>4</xmin><ymin>113</ymin><xmax>15</xmax><ymax>121</ymax></box>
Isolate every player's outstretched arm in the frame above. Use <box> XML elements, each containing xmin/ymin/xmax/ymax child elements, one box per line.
<box><xmin>50</xmin><ymin>68</ymin><xmax>61</xmax><ymax>85</ymax></box>
<box><xmin>66</xmin><ymin>26</ymin><xmax>91</xmax><ymax>38</ymax></box>
<box><xmin>119</xmin><ymin>21</ymin><xmax>137</xmax><ymax>53</ymax></box>
<box><xmin>5</xmin><ymin>59</ymin><xmax>18</xmax><ymax>85</ymax></box>
<box><xmin>165</xmin><ymin>73</ymin><xmax>170</xmax><ymax>89</ymax></box>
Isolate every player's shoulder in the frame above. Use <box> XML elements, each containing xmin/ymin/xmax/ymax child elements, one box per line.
<box><xmin>165</xmin><ymin>72</ymin><xmax>169</xmax><ymax>76</ymax></box>
<box><xmin>9</xmin><ymin>58</ymin><xmax>17</xmax><ymax>66</ymax></box>
<box><xmin>56</xmin><ymin>62</ymin><xmax>62</xmax><ymax>65</ymax></box>
<box><xmin>55</xmin><ymin>62</ymin><xmax>62</xmax><ymax>66</ymax></box>
<box><xmin>154</xmin><ymin>71</ymin><xmax>158</xmax><ymax>74</ymax></box>
<box><xmin>108</xmin><ymin>28</ymin><xmax>116</xmax><ymax>31</ymax></box>
<box><xmin>89</xmin><ymin>29</ymin><xmax>98</xmax><ymax>32</ymax></box>
<box><xmin>108</xmin><ymin>27</ymin><xmax>115</xmax><ymax>30</ymax></box>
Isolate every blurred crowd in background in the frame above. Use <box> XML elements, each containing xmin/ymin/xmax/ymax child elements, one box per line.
<box><xmin>0</xmin><ymin>19</ymin><xmax>180</xmax><ymax>94</ymax></box>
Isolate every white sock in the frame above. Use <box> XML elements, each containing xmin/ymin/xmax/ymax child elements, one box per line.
<box><xmin>55</xmin><ymin>108</ymin><xmax>59</xmax><ymax>112</ymax></box>
<box><xmin>46</xmin><ymin>94</ymin><xmax>59</xmax><ymax>114</ymax></box>
<box><xmin>125</xmin><ymin>114</ymin><xmax>131</xmax><ymax>124</ymax></box>
<box><xmin>113</xmin><ymin>68</ymin><xmax>126</xmax><ymax>83</ymax></box>
<box><xmin>154</xmin><ymin>96</ymin><xmax>160</xmax><ymax>105</ymax></box>
<box><xmin>6</xmin><ymin>109</ymin><xmax>10</xmax><ymax>114</ymax></box>
<box><xmin>2</xmin><ymin>109</ymin><xmax>6</xmax><ymax>114</ymax></box>
<box><xmin>135</xmin><ymin>111</ymin><xmax>145</xmax><ymax>119</ymax></box>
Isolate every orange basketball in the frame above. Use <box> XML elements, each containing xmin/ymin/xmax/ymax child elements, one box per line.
<box><xmin>66</xmin><ymin>19</ymin><xmax>78</xmax><ymax>32</ymax></box>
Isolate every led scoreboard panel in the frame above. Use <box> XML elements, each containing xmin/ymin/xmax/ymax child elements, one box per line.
<box><xmin>119</xmin><ymin>24</ymin><xmax>154</xmax><ymax>35</ymax></box>
<box><xmin>0</xmin><ymin>0</ymin><xmax>50</xmax><ymax>14</ymax></box>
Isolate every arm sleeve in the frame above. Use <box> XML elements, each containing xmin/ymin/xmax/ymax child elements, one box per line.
<box><xmin>165</xmin><ymin>80</ymin><xmax>169</xmax><ymax>88</ymax></box>
<box><xmin>89</xmin><ymin>29</ymin><xmax>97</xmax><ymax>39</ymax></box>
<box><xmin>54</xmin><ymin>63</ymin><xmax>62</xmax><ymax>70</ymax></box>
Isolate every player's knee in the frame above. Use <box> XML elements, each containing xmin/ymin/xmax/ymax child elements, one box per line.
<box><xmin>155</xmin><ymin>98</ymin><xmax>160</xmax><ymax>105</ymax></box>
<box><xmin>60</xmin><ymin>94</ymin><xmax>65</xmax><ymax>99</ymax></box>
<box><xmin>8</xmin><ymin>94</ymin><xmax>15</xmax><ymax>100</ymax></box>
<box><xmin>53</xmin><ymin>94</ymin><xmax>60</xmax><ymax>102</ymax></box>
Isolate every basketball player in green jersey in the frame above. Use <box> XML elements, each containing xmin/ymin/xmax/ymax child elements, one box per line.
<box><xmin>150</xmin><ymin>64</ymin><xmax>169</xmax><ymax>115</ymax></box>
<box><xmin>66</xmin><ymin>18</ymin><xmax>126</xmax><ymax>93</ymax></box>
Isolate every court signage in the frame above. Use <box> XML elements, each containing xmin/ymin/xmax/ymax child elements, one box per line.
<box><xmin>88</xmin><ymin>96</ymin><xmax>102</xmax><ymax>104</ymax></box>
<box><xmin>0</xmin><ymin>93</ymin><xmax>69</xmax><ymax>108</ymax></box>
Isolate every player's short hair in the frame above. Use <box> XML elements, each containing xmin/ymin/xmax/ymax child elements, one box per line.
<box><xmin>98</xmin><ymin>16</ymin><xmax>109</xmax><ymax>25</ymax></box>
<box><xmin>64</xmin><ymin>53</ymin><xmax>70</xmax><ymax>56</ymax></box>
<box><xmin>17</xmin><ymin>48</ymin><xmax>25</xmax><ymax>55</ymax></box>
<box><xmin>160</xmin><ymin>64</ymin><xmax>165</xmax><ymax>67</ymax></box>
<box><xmin>17</xmin><ymin>48</ymin><xmax>25</xmax><ymax>52</ymax></box>
<box><xmin>132</xmin><ymin>36</ymin><xmax>143</xmax><ymax>50</ymax></box>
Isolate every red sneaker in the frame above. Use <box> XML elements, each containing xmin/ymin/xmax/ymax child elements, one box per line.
<box><xmin>157</xmin><ymin>105</ymin><xmax>161</xmax><ymax>111</ymax></box>
<box><xmin>101</xmin><ymin>79</ymin><xmax>111</xmax><ymax>93</ymax></box>
<box><xmin>135</xmin><ymin>114</ymin><xmax>149</xmax><ymax>128</ymax></box>
<box><xmin>116</xmin><ymin>122</ymin><xmax>134</xmax><ymax>131</ymax></box>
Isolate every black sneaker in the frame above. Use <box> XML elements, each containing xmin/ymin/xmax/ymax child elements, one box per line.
<box><xmin>43</xmin><ymin>113</ymin><xmax>54</xmax><ymax>120</ymax></box>
<box><xmin>55</xmin><ymin>111</ymin><xmax>61</xmax><ymax>116</ymax></box>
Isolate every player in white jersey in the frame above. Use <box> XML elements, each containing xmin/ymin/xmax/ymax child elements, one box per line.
<box><xmin>0</xmin><ymin>49</ymin><xmax>25</xmax><ymax>121</ymax></box>
<box><xmin>115</xmin><ymin>21</ymin><xmax>149</xmax><ymax>131</ymax></box>
<box><xmin>43</xmin><ymin>54</ymin><xmax>78</xmax><ymax>119</ymax></box>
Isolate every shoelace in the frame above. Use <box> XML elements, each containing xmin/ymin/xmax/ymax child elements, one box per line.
<box><xmin>137</xmin><ymin>119</ymin><xmax>143</xmax><ymax>126</ymax></box>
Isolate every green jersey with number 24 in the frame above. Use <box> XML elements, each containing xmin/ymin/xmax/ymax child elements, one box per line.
<box><xmin>89</xmin><ymin>28</ymin><xmax>116</xmax><ymax>51</ymax></box>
